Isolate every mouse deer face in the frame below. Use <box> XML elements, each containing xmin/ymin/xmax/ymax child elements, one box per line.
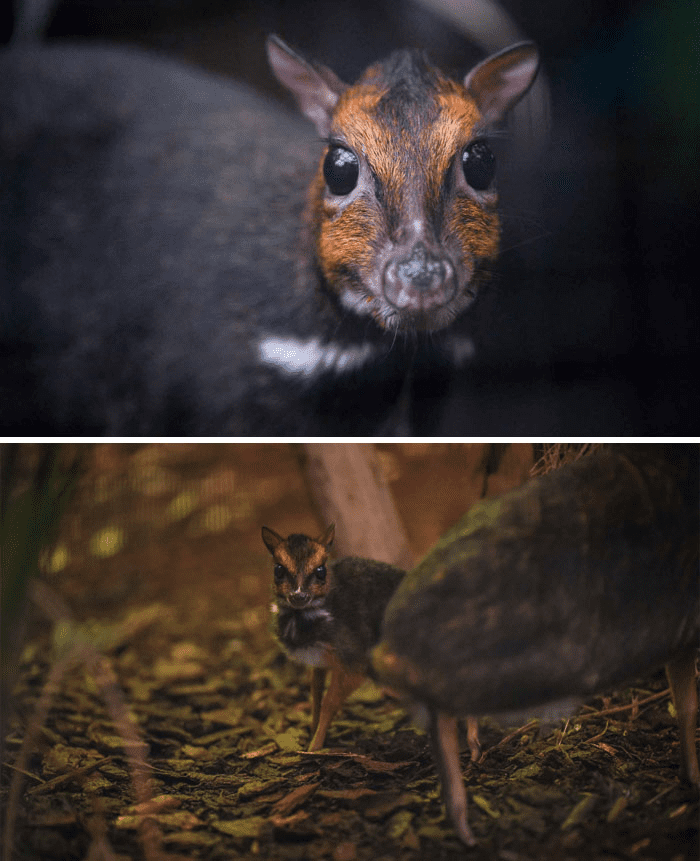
<box><xmin>267</xmin><ymin>37</ymin><xmax>539</xmax><ymax>333</ymax></box>
<box><xmin>261</xmin><ymin>524</ymin><xmax>335</xmax><ymax>609</ymax></box>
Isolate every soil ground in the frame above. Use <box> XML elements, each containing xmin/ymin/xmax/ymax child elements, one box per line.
<box><xmin>2</xmin><ymin>443</ymin><xmax>698</xmax><ymax>861</ymax></box>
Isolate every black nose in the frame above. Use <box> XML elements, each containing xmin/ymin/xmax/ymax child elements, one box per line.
<box><xmin>382</xmin><ymin>241</ymin><xmax>457</xmax><ymax>318</ymax></box>
<box><xmin>396</xmin><ymin>243</ymin><xmax>446</xmax><ymax>293</ymax></box>
<box><xmin>288</xmin><ymin>591</ymin><xmax>311</xmax><ymax>608</ymax></box>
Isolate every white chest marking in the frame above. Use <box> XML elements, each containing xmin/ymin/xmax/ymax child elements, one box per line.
<box><xmin>257</xmin><ymin>335</ymin><xmax>377</xmax><ymax>377</ymax></box>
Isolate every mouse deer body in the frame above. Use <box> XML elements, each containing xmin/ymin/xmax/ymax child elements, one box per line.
<box><xmin>0</xmin><ymin>38</ymin><xmax>537</xmax><ymax>434</ymax></box>
<box><xmin>262</xmin><ymin>524</ymin><xmax>406</xmax><ymax>750</ymax></box>
<box><xmin>374</xmin><ymin>444</ymin><xmax>699</xmax><ymax>845</ymax></box>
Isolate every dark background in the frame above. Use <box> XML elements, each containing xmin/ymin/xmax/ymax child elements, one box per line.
<box><xmin>2</xmin><ymin>0</ymin><xmax>697</xmax><ymax>433</ymax></box>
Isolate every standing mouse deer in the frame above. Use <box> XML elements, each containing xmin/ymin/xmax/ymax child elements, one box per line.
<box><xmin>0</xmin><ymin>36</ymin><xmax>538</xmax><ymax>434</ymax></box>
<box><xmin>262</xmin><ymin>524</ymin><xmax>406</xmax><ymax>750</ymax></box>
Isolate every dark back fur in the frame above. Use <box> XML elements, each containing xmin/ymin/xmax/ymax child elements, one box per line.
<box><xmin>0</xmin><ymin>43</ymin><xmax>495</xmax><ymax>434</ymax></box>
<box><xmin>326</xmin><ymin>557</ymin><xmax>406</xmax><ymax>670</ymax></box>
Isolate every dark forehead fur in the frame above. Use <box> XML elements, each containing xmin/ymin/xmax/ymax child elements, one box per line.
<box><xmin>282</xmin><ymin>533</ymin><xmax>324</xmax><ymax>560</ymax></box>
<box><xmin>365</xmin><ymin>49</ymin><xmax>444</xmax><ymax>126</ymax></box>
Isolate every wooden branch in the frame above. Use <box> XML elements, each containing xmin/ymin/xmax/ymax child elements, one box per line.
<box><xmin>299</xmin><ymin>444</ymin><xmax>415</xmax><ymax>567</ymax></box>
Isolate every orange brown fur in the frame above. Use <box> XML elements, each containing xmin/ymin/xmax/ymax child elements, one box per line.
<box><xmin>313</xmin><ymin>171</ymin><xmax>379</xmax><ymax>277</ymax></box>
<box><xmin>447</xmin><ymin>198</ymin><xmax>500</xmax><ymax>266</ymax></box>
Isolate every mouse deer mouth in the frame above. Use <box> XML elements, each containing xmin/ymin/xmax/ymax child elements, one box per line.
<box><xmin>287</xmin><ymin>592</ymin><xmax>312</xmax><ymax>609</ymax></box>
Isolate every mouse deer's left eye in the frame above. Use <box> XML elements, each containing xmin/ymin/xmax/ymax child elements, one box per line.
<box><xmin>274</xmin><ymin>564</ymin><xmax>287</xmax><ymax>585</ymax></box>
<box><xmin>314</xmin><ymin>565</ymin><xmax>327</xmax><ymax>583</ymax></box>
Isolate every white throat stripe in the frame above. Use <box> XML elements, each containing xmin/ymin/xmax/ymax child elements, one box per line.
<box><xmin>257</xmin><ymin>335</ymin><xmax>376</xmax><ymax>377</ymax></box>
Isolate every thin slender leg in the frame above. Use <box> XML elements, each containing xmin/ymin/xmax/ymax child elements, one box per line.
<box><xmin>466</xmin><ymin>715</ymin><xmax>482</xmax><ymax>763</ymax></box>
<box><xmin>310</xmin><ymin>667</ymin><xmax>326</xmax><ymax>735</ymax></box>
<box><xmin>429</xmin><ymin>710</ymin><xmax>477</xmax><ymax>846</ymax></box>
<box><xmin>665</xmin><ymin>649</ymin><xmax>699</xmax><ymax>786</ymax></box>
<box><xmin>308</xmin><ymin>661</ymin><xmax>364</xmax><ymax>751</ymax></box>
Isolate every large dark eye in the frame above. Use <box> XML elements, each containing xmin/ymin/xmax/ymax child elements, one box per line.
<box><xmin>314</xmin><ymin>565</ymin><xmax>327</xmax><ymax>583</ymax></box>
<box><xmin>462</xmin><ymin>140</ymin><xmax>495</xmax><ymax>191</ymax></box>
<box><xmin>323</xmin><ymin>146</ymin><xmax>359</xmax><ymax>196</ymax></box>
<box><xmin>274</xmin><ymin>564</ymin><xmax>287</xmax><ymax>585</ymax></box>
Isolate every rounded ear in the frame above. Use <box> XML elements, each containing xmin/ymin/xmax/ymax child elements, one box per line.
<box><xmin>464</xmin><ymin>42</ymin><xmax>539</xmax><ymax>125</ymax></box>
<box><xmin>266</xmin><ymin>35</ymin><xmax>347</xmax><ymax>138</ymax></box>
<box><xmin>261</xmin><ymin>526</ymin><xmax>284</xmax><ymax>554</ymax></box>
<box><xmin>317</xmin><ymin>523</ymin><xmax>335</xmax><ymax>549</ymax></box>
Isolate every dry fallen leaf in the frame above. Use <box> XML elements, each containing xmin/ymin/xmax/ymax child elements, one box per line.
<box><xmin>269</xmin><ymin>782</ymin><xmax>318</xmax><ymax>817</ymax></box>
<box><xmin>125</xmin><ymin>795</ymin><xmax>183</xmax><ymax>815</ymax></box>
<box><xmin>297</xmin><ymin>749</ymin><xmax>415</xmax><ymax>772</ymax></box>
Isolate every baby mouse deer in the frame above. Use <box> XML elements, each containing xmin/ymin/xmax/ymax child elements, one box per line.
<box><xmin>262</xmin><ymin>524</ymin><xmax>406</xmax><ymax>750</ymax></box>
<box><xmin>1</xmin><ymin>36</ymin><xmax>539</xmax><ymax>434</ymax></box>
<box><xmin>262</xmin><ymin>524</ymin><xmax>482</xmax><ymax>757</ymax></box>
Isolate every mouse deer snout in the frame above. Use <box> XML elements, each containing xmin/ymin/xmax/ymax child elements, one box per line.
<box><xmin>383</xmin><ymin>241</ymin><xmax>457</xmax><ymax>318</ymax></box>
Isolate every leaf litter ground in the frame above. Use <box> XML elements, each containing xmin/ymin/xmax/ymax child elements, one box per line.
<box><xmin>2</xmin><ymin>444</ymin><xmax>698</xmax><ymax>861</ymax></box>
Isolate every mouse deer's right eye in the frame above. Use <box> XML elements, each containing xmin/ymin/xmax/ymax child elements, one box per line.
<box><xmin>323</xmin><ymin>145</ymin><xmax>359</xmax><ymax>196</ymax></box>
<box><xmin>273</xmin><ymin>564</ymin><xmax>287</xmax><ymax>584</ymax></box>
<box><xmin>461</xmin><ymin>140</ymin><xmax>495</xmax><ymax>191</ymax></box>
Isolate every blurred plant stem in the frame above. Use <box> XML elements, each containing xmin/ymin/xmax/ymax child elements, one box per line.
<box><xmin>1</xmin><ymin>444</ymin><xmax>84</xmax><ymax>722</ymax></box>
<box><xmin>1</xmin><ymin>444</ymin><xmax>85</xmax><ymax>857</ymax></box>
<box><xmin>1</xmin><ymin>444</ymin><xmax>163</xmax><ymax>861</ymax></box>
